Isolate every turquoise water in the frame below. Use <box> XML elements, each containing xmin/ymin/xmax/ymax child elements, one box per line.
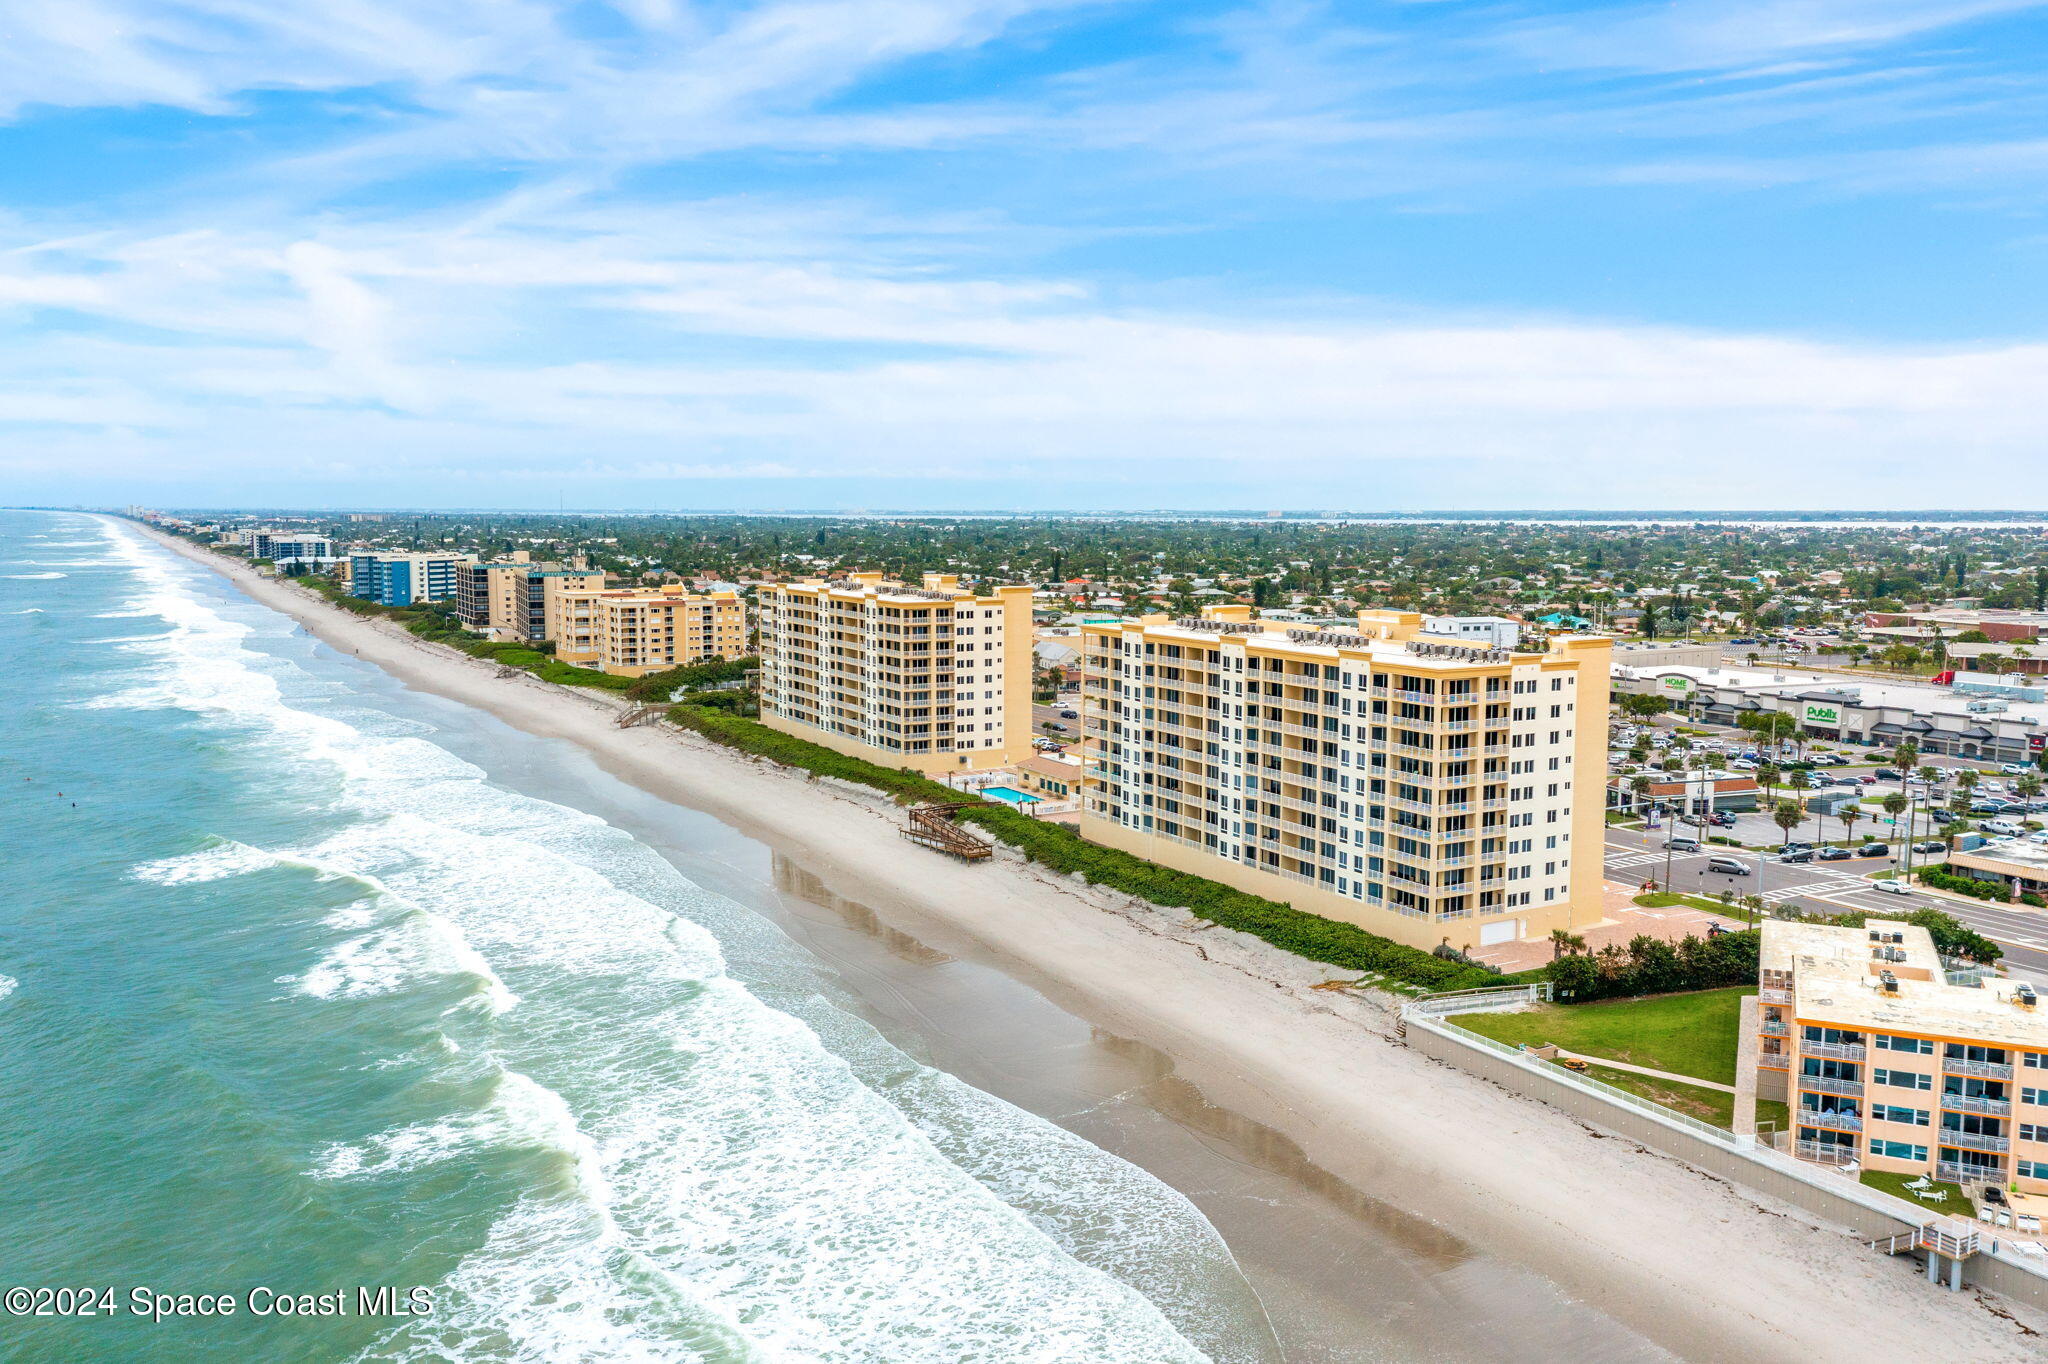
<box><xmin>980</xmin><ymin>787</ymin><xmax>1038</xmax><ymax>805</ymax></box>
<box><xmin>0</xmin><ymin>512</ymin><xmax>1277</xmax><ymax>1363</ymax></box>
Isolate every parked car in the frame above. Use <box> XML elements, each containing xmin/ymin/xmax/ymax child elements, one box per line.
<box><xmin>1705</xmin><ymin>856</ymin><xmax>1750</xmax><ymax>875</ymax></box>
<box><xmin>1729</xmin><ymin>759</ymin><xmax>1758</xmax><ymax>771</ymax></box>
<box><xmin>1931</xmin><ymin>809</ymin><xmax>1959</xmax><ymax>825</ymax></box>
<box><xmin>1709</xmin><ymin>811</ymin><xmax>1737</xmax><ymax>827</ymax></box>
<box><xmin>2003</xmin><ymin>763</ymin><xmax>2033</xmax><ymax>775</ymax></box>
<box><xmin>1912</xmin><ymin>841</ymin><xmax>1947</xmax><ymax>854</ymax></box>
<box><xmin>1817</xmin><ymin>847</ymin><xmax>1853</xmax><ymax>861</ymax></box>
<box><xmin>1858</xmin><ymin>775</ymin><xmax>1880</xmax><ymax>785</ymax></box>
<box><xmin>1875</xmin><ymin>768</ymin><xmax>1902</xmax><ymax>780</ymax></box>
<box><xmin>1983</xmin><ymin>819</ymin><xmax>2024</xmax><ymax>837</ymax></box>
<box><xmin>1058</xmin><ymin>709</ymin><xmax>1078</xmax><ymax>719</ymax></box>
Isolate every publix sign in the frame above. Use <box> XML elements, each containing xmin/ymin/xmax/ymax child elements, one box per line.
<box><xmin>1802</xmin><ymin>702</ymin><xmax>1842</xmax><ymax>725</ymax></box>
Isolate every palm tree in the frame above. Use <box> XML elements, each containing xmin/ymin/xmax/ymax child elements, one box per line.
<box><xmin>1839</xmin><ymin>806</ymin><xmax>1862</xmax><ymax>849</ymax></box>
<box><xmin>1773</xmin><ymin>797</ymin><xmax>1806</xmax><ymax>850</ymax></box>
<box><xmin>1549</xmin><ymin>929</ymin><xmax>1587</xmax><ymax>961</ymax></box>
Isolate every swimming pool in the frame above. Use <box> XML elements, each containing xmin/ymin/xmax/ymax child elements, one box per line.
<box><xmin>982</xmin><ymin>785</ymin><xmax>1039</xmax><ymax>805</ymax></box>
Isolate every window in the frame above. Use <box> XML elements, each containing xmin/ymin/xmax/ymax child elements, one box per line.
<box><xmin>1872</xmin><ymin>1140</ymin><xmax>1929</xmax><ymax>1162</ymax></box>
<box><xmin>2025</xmin><ymin>1088</ymin><xmax>2048</xmax><ymax>1106</ymax></box>
<box><xmin>1876</xmin><ymin>1034</ymin><xmax>1933</xmax><ymax>1055</ymax></box>
<box><xmin>2026</xmin><ymin>1052</ymin><xmax>2048</xmax><ymax>1070</ymax></box>
<box><xmin>2021</xmin><ymin>1160</ymin><xmax>2047</xmax><ymax>1179</ymax></box>
<box><xmin>2023</xmin><ymin>1124</ymin><xmax>2048</xmax><ymax>1143</ymax></box>
<box><xmin>1872</xmin><ymin>1104</ymin><xmax>1929</xmax><ymax>1127</ymax></box>
<box><xmin>1875</xmin><ymin>1069</ymin><xmax>1932</xmax><ymax>1091</ymax></box>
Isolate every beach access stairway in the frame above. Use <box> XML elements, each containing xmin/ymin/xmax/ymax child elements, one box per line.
<box><xmin>614</xmin><ymin>704</ymin><xmax>665</xmax><ymax>729</ymax></box>
<box><xmin>901</xmin><ymin>803</ymin><xmax>994</xmax><ymax>862</ymax></box>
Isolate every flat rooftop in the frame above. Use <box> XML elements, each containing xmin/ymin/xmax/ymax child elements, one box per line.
<box><xmin>1617</xmin><ymin>662</ymin><xmax>2048</xmax><ymax>728</ymax></box>
<box><xmin>1088</xmin><ymin>617</ymin><xmax>1563</xmax><ymax>672</ymax></box>
<box><xmin>1951</xmin><ymin>839</ymin><xmax>2048</xmax><ymax>874</ymax></box>
<box><xmin>1766</xmin><ymin>919</ymin><xmax>2048</xmax><ymax>1048</ymax></box>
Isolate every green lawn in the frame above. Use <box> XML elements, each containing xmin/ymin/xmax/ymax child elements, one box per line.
<box><xmin>1633</xmin><ymin>891</ymin><xmax>1750</xmax><ymax>917</ymax></box>
<box><xmin>1861</xmin><ymin>1170</ymin><xmax>1969</xmax><ymax>1213</ymax></box>
<box><xmin>1574</xmin><ymin>1063</ymin><xmax>1787</xmax><ymax>1132</ymax></box>
<box><xmin>1459</xmin><ymin>986</ymin><xmax>1751</xmax><ymax>1086</ymax></box>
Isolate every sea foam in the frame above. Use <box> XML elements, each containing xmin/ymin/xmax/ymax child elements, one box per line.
<box><xmin>96</xmin><ymin>517</ymin><xmax>1227</xmax><ymax>1364</ymax></box>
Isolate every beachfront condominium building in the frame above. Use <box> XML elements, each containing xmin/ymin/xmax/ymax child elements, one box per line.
<box><xmin>1078</xmin><ymin>605</ymin><xmax>1612</xmax><ymax>953</ymax></box>
<box><xmin>347</xmin><ymin>551</ymin><xmax>475</xmax><ymax>607</ymax></box>
<box><xmin>454</xmin><ymin>556</ymin><xmax>606</xmax><ymax>642</ymax></box>
<box><xmin>550</xmin><ymin>585</ymin><xmax>747</xmax><ymax>677</ymax></box>
<box><xmin>1756</xmin><ymin>918</ymin><xmax>2048</xmax><ymax>1195</ymax></box>
<box><xmin>250</xmin><ymin>531</ymin><xmax>335</xmax><ymax>562</ymax></box>
<box><xmin>756</xmin><ymin>572</ymin><xmax>1034</xmax><ymax>774</ymax></box>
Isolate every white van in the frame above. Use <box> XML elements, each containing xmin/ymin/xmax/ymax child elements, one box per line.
<box><xmin>1664</xmin><ymin>835</ymin><xmax>1701</xmax><ymax>852</ymax></box>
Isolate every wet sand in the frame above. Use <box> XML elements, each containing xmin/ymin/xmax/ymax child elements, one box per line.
<box><xmin>137</xmin><ymin>523</ymin><xmax>2048</xmax><ymax>1363</ymax></box>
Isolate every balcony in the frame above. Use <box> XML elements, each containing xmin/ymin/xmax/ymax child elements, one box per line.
<box><xmin>1937</xmin><ymin>1161</ymin><xmax>2004</xmax><ymax>1185</ymax></box>
<box><xmin>1798</xmin><ymin>1074</ymin><xmax>1864</xmax><ymax>1098</ymax></box>
<box><xmin>1945</xmin><ymin>1058</ymin><xmax>2015</xmax><ymax>1081</ymax></box>
<box><xmin>1759</xmin><ymin>986</ymin><xmax>1792</xmax><ymax>1004</ymax></box>
<box><xmin>1798</xmin><ymin>1108</ymin><xmax>1863</xmax><ymax>1133</ymax></box>
<box><xmin>1801</xmin><ymin>1040</ymin><xmax>1867</xmax><ymax>1062</ymax></box>
<box><xmin>1940</xmin><ymin>1129</ymin><xmax>2010</xmax><ymax>1154</ymax></box>
<box><xmin>1795</xmin><ymin>1140</ymin><xmax>1857</xmax><ymax>1166</ymax></box>
<box><xmin>1759</xmin><ymin>1019</ymin><xmax>1789</xmax><ymax>1037</ymax></box>
<box><xmin>1942</xmin><ymin>1093</ymin><xmax>2012</xmax><ymax>1118</ymax></box>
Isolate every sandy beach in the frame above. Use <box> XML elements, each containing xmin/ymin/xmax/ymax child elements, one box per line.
<box><xmin>140</xmin><ymin>524</ymin><xmax>2048</xmax><ymax>1362</ymax></box>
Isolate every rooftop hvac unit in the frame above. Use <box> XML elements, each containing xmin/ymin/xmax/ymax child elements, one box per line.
<box><xmin>1869</xmin><ymin>930</ymin><xmax>1882</xmax><ymax>942</ymax></box>
<box><xmin>1880</xmin><ymin>971</ymin><xmax>1900</xmax><ymax>994</ymax></box>
<box><xmin>2018</xmin><ymin>984</ymin><xmax>2039</xmax><ymax>1009</ymax></box>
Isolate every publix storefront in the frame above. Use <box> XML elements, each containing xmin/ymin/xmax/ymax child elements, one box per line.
<box><xmin>1614</xmin><ymin>666</ymin><xmax>2047</xmax><ymax>762</ymax></box>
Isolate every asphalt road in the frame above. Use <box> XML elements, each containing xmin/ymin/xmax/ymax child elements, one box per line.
<box><xmin>1603</xmin><ymin>827</ymin><xmax>2048</xmax><ymax>977</ymax></box>
<box><xmin>1032</xmin><ymin>700</ymin><xmax>1083</xmax><ymax>736</ymax></box>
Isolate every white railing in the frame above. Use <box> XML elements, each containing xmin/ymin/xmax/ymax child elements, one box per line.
<box><xmin>1947</xmin><ymin>1058</ymin><xmax>2015</xmax><ymax>1081</ymax></box>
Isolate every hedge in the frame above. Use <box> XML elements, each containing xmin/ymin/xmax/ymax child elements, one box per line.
<box><xmin>663</xmin><ymin>703</ymin><xmax>1504</xmax><ymax>992</ymax></box>
<box><xmin>1918</xmin><ymin>863</ymin><xmax>2011</xmax><ymax>904</ymax></box>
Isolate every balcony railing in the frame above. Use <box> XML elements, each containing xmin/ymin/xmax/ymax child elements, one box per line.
<box><xmin>1759</xmin><ymin>1019</ymin><xmax>1789</xmax><ymax>1037</ymax></box>
<box><xmin>1945</xmin><ymin>1058</ymin><xmax>2015</xmax><ymax>1081</ymax></box>
<box><xmin>1801</xmin><ymin>1040</ymin><xmax>1867</xmax><ymax>1062</ymax></box>
<box><xmin>1940</xmin><ymin>1129</ymin><xmax>2010</xmax><ymax>1154</ymax></box>
<box><xmin>1938</xmin><ymin>1161</ymin><xmax>2003</xmax><ymax>1184</ymax></box>
<box><xmin>1759</xmin><ymin>986</ymin><xmax>1792</xmax><ymax>1004</ymax></box>
<box><xmin>1795</xmin><ymin>1140</ymin><xmax>1857</xmax><ymax>1166</ymax></box>
<box><xmin>1798</xmin><ymin>1074</ymin><xmax>1864</xmax><ymax>1097</ymax></box>
<box><xmin>1798</xmin><ymin>1109</ymin><xmax>1863</xmax><ymax>1133</ymax></box>
<box><xmin>1942</xmin><ymin>1093</ymin><xmax>2012</xmax><ymax>1118</ymax></box>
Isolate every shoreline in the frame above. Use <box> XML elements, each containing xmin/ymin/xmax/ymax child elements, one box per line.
<box><xmin>134</xmin><ymin>524</ymin><xmax>2047</xmax><ymax>1362</ymax></box>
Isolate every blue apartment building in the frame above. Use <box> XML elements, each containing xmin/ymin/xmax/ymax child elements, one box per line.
<box><xmin>347</xmin><ymin>552</ymin><xmax>470</xmax><ymax>607</ymax></box>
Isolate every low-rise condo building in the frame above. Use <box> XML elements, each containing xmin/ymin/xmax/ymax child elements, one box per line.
<box><xmin>1757</xmin><ymin>918</ymin><xmax>2048</xmax><ymax>1194</ymax></box>
<box><xmin>1079</xmin><ymin>605</ymin><xmax>1611</xmax><ymax>952</ymax></box>
<box><xmin>550</xmin><ymin>585</ymin><xmax>746</xmax><ymax>677</ymax></box>
<box><xmin>454</xmin><ymin>555</ymin><xmax>606</xmax><ymax>642</ymax></box>
<box><xmin>347</xmin><ymin>551</ymin><xmax>474</xmax><ymax>607</ymax></box>
<box><xmin>757</xmin><ymin>572</ymin><xmax>1033</xmax><ymax>774</ymax></box>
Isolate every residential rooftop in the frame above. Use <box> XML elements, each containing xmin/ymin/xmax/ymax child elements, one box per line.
<box><xmin>1765</xmin><ymin>919</ymin><xmax>2048</xmax><ymax>1048</ymax></box>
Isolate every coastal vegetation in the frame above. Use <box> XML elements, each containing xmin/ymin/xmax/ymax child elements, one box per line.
<box><xmin>662</xmin><ymin>700</ymin><xmax>1511</xmax><ymax>992</ymax></box>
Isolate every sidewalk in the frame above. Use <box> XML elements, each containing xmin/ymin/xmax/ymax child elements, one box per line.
<box><xmin>1469</xmin><ymin>879</ymin><xmax>1746</xmax><ymax>972</ymax></box>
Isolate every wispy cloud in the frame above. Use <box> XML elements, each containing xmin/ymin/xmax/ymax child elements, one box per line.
<box><xmin>0</xmin><ymin>0</ymin><xmax>2045</xmax><ymax>506</ymax></box>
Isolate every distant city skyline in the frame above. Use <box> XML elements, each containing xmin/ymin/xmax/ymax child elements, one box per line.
<box><xmin>4</xmin><ymin>1</ymin><xmax>2047</xmax><ymax>508</ymax></box>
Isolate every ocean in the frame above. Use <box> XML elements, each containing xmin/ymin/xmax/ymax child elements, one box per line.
<box><xmin>0</xmin><ymin>510</ymin><xmax>1282</xmax><ymax>1363</ymax></box>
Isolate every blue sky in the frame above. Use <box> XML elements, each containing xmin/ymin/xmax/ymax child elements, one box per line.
<box><xmin>3</xmin><ymin>0</ymin><xmax>2047</xmax><ymax>510</ymax></box>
